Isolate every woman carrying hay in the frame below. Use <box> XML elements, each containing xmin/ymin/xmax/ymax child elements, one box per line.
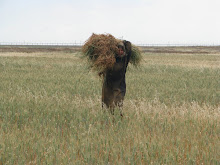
<box><xmin>101</xmin><ymin>40</ymin><xmax>131</xmax><ymax>117</ymax></box>
<box><xmin>82</xmin><ymin>34</ymin><xmax>141</xmax><ymax>116</ymax></box>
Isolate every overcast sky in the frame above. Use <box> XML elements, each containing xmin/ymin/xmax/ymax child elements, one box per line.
<box><xmin>1</xmin><ymin>0</ymin><xmax>220</xmax><ymax>44</ymax></box>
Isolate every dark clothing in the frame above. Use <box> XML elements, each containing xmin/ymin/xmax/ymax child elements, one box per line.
<box><xmin>102</xmin><ymin>51</ymin><xmax>131</xmax><ymax>112</ymax></box>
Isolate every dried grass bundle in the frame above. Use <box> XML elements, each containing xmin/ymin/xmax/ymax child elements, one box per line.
<box><xmin>82</xmin><ymin>33</ymin><xmax>119</xmax><ymax>72</ymax></box>
<box><xmin>82</xmin><ymin>33</ymin><xmax>142</xmax><ymax>73</ymax></box>
<box><xmin>130</xmin><ymin>45</ymin><xmax>142</xmax><ymax>66</ymax></box>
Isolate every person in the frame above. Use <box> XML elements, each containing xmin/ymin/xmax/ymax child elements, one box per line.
<box><xmin>101</xmin><ymin>40</ymin><xmax>131</xmax><ymax>117</ymax></box>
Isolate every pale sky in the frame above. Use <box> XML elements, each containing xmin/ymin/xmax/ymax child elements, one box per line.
<box><xmin>1</xmin><ymin>0</ymin><xmax>220</xmax><ymax>45</ymax></box>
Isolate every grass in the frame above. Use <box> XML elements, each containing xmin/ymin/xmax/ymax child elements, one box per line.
<box><xmin>0</xmin><ymin>50</ymin><xmax>219</xmax><ymax>164</ymax></box>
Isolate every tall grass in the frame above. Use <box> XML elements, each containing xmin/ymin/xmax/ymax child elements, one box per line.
<box><xmin>0</xmin><ymin>52</ymin><xmax>219</xmax><ymax>164</ymax></box>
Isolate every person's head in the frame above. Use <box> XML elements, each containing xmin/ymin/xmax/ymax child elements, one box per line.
<box><xmin>117</xmin><ymin>42</ymin><xmax>126</xmax><ymax>57</ymax></box>
<box><xmin>117</xmin><ymin>40</ymin><xmax>132</xmax><ymax>58</ymax></box>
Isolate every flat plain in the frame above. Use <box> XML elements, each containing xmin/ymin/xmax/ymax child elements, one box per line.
<box><xmin>0</xmin><ymin>46</ymin><xmax>219</xmax><ymax>164</ymax></box>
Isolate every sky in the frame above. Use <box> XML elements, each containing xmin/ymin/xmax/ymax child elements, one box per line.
<box><xmin>1</xmin><ymin>0</ymin><xmax>220</xmax><ymax>45</ymax></box>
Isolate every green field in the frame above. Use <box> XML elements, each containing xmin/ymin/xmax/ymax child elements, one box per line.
<box><xmin>0</xmin><ymin>48</ymin><xmax>219</xmax><ymax>164</ymax></box>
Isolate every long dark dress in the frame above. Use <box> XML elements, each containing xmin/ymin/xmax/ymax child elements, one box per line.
<box><xmin>102</xmin><ymin>49</ymin><xmax>131</xmax><ymax>114</ymax></box>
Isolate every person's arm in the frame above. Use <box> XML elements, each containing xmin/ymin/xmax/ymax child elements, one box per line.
<box><xmin>123</xmin><ymin>40</ymin><xmax>132</xmax><ymax>66</ymax></box>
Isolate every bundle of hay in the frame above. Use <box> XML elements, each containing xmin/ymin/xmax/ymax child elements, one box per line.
<box><xmin>130</xmin><ymin>44</ymin><xmax>142</xmax><ymax>66</ymax></box>
<box><xmin>82</xmin><ymin>33</ymin><xmax>142</xmax><ymax>74</ymax></box>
